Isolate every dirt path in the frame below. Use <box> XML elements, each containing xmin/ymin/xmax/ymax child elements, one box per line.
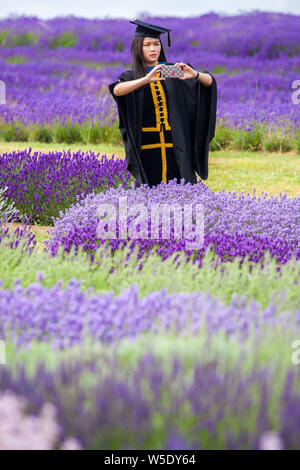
<box><xmin>6</xmin><ymin>222</ymin><xmax>53</xmax><ymax>236</ymax></box>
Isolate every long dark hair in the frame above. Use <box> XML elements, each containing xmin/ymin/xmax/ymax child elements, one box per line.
<box><xmin>131</xmin><ymin>36</ymin><xmax>167</xmax><ymax>79</ymax></box>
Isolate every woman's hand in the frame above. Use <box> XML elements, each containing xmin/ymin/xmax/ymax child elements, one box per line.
<box><xmin>175</xmin><ymin>62</ymin><xmax>197</xmax><ymax>80</ymax></box>
<box><xmin>145</xmin><ymin>64</ymin><xmax>166</xmax><ymax>84</ymax></box>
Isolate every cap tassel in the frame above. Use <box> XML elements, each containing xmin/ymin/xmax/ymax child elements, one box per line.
<box><xmin>168</xmin><ymin>31</ymin><xmax>171</xmax><ymax>47</ymax></box>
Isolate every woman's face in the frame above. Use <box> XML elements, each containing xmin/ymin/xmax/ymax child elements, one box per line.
<box><xmin>142</xmin><ymin>37</ymin><xmax>161</xmax><ymax>65</ymax></box>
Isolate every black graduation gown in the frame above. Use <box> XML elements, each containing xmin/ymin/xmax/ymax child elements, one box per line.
<box><xmin>108</xmin><ymin>63</ymin><xmax>217</xmax><ymax>187</ymax></box>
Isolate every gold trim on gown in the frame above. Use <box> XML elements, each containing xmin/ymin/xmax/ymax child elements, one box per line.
<box><xmin>140</xmin><ymin>69</ymin><xmax>180</xmax><ymax>186</ymax></box>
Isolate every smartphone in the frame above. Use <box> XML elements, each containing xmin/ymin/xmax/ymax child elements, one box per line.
<box><xmin>160</xmin><ymin>64</ymin><xmax>184</xmax><ymax>79</ymax></box>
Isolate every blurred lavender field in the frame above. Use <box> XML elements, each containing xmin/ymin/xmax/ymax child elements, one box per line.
<box><xmin>0</xmin><ymin>12</ymin><xmax>299</xmax><ymax>137</ymax></box>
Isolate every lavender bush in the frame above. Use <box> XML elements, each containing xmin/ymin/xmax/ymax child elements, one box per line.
<box><xmin>46</xmin><ymin>180</ymin><xmax>300</xmax><ymax>266</ymax></box>
<box><xmin>0</xmin><ymin>149</ymin><xmax>131</xmax><ymax>224</ymax></box>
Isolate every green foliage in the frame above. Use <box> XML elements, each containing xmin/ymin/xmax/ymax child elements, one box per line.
<box><xmin>54</xmin><ymin>120</ymin><xmax>83</xmax><ymax>144</ymax></box>
<box><xmin>295</xmin><ymin>131</ymin><xmax>300</xmax><ymax>154</ymax></box>
<box><xmin>263</xmin><ymin>135</ymin><xmax>293</xmax><ymax>152</ymax></box>
<box><xmin>0</xmin><ymin>242</ymin><xmax>299</xmax><ymax>314</ymax></box>
<box><xmin>6</xmin><ymin>31</ymin><xmax>39</xmax><ymax>47</ymax></box>
<box><xmin>233</xmin><ymin>123</ymin><xmax>263</xmax><ymax>151</ymax></box>
<box><xmin>0</xmin><ymin>30</ymin><xmax>9</xmax><ymax>46</ymax></box>
<box><xmin>54</xmin><ymin>123</ymin><xmax>67</xmax><ymax>143</ymax></box>
<box><xmin>49</xmin><ymin>31</ymin><xmax>78</xmax><ymax>49</ymax></box>
<box><xmin>0</xmin><ymin>119</ymin><xmax>123</xmax><ymax>146</ymax></box>
<box><xmin>5</xmin><ymin>55</ymin><xmax>28</xmax><ymax>64</ymax></box>
<box><xmin>90</xmin><ymin>124</ymin><xmax>102</xmax><ymax>144</ymax></box>
<box><xmin>262</xmin><ymin>123</ymin><xmax>294</xmax><ymax>153</ymax></box>
<box><xmin>0</xmin><ymin>121</ymin><xmax>29</xmax><ymax>142</ymax></box>
<box><xmin>81</xmin><ymin>120</ymin><xmax>102</xmax><ymax>145</ymax></box>
<box><xmin>90</xmin><ymin>39</ymin><xmax>98</xmax><ymax>51</ymax></box>
<box><xmin>80</xmin><ymin>120</ymin><xmax>122</xmax><ymax>146</ymax></box>
<box><xmin>64</xmin><ymin>122</ymin><xmax>83</xmax><ymax>144</ymax></box>
<box><xmin>100</xmin><ymin>121</ymin><xmax>122</xmax><ymax>144</ymax></box>
<box><xmin>210</xmin><ymin>125</ymin><xmax>233</xmax><ymax>150</ymax></box>
<box><xmin>33</xmin><ymin>125</ymin><xmax>53</xmax><ymax>143</ymax></box>
<box><xmin>115</xmin><ymin>41</ymin><xmax>125</xmax><ymax>52</ymax></box>
<box><xmin>212</xmin><ymin>65</ymin><xmax>226</xmax><ymax>74</ymax></box>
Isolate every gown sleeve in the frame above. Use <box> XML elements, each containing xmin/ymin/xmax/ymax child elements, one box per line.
<box><xmin>200</xmin><ymin>69</ymin><xmax>217</xmax><ymax>143</ymax></box>
<box><xmin>108</xmin><ymin>70</ymin><xmax>147</xmax><ymax>186</ymax></box>
<box><xmin>108</xmin><ymin>71</ymin><xmax>132</xmax><ymax>157</ymax></box>
<box><xmin>108</xmin><ymin>70</ymin><xmax>130</xmax><ymax>97</ymax></box>
<box><xmin>185</xmin><ymin>63</ymin><xmax>217</xmax><ymax>179</ymax></box>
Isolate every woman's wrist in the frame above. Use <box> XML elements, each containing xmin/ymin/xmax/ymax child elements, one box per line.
<box><xmin>193</xmin><ymin>69</ymin><xmax>200</xmax><ymax>80</ymax></box>
<box><xmin>114</xmin><ymin>76</ymin><xmax>148</xmax><ymax>96</ymax></box>
<box><xmin>143</xmin><ymin>75</ymin><xmax>151</xmax><ymax>85</ymax></box>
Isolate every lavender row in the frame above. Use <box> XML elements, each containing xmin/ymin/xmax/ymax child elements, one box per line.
<box><xmin>1</xmin><ymin>353</ymin><xmax>300</xmax><ymax>449</ymax></box>
<box><xmin>1</xmin><ymin>13</ymin><xmax>299</xmax><ymax>131</ymax></box>
<box><xmin>1</xmin><ymin>59</ymin><xmax>299</xmax><ymax>131</ymax></box>
<box><xmin>1</xmin><ymin>13</ymin><xmax>299</xmax><ymax>60</ymax></box>
<box><xmin>1</xmin><ymin>49</ymin><xmax>300</xmax><ymax>73</ymax></box>
<box><xmin>46</xmin><ymin>180</ymin><xmax>300</xmax><ymax>266</ymax></box>
<box><xmin>1</xmin><ymin>279</ymin><xmax>299</xmax><ymax>350</ymax></box>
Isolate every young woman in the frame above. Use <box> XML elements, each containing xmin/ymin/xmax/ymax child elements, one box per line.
<box><xmin>109</xmin><ymin>19</ymin><xmax>217</xmax><ymax>188</ymax></box>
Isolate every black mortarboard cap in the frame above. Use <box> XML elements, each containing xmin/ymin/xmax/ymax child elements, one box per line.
<box><xmin>129</xmin><ymin>19</ymin><xmax>172</xmax><ymax>47</ymax></box>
